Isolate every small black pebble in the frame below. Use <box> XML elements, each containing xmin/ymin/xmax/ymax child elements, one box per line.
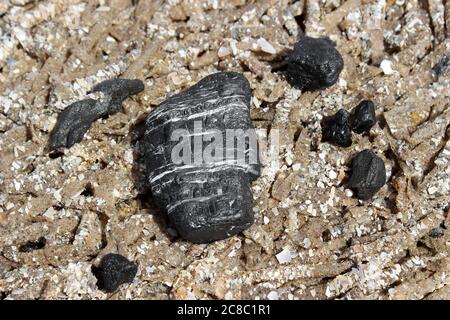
<box><xmin>19</xmin><ymin>237</ymin><xmax>46</xmax><ymax>252</ymax></box>
<box><xmin>321</xmin><ymin>109</ymin><xmax>352</xmax><ymax>147</ymax></box>
<box><xmin>350</xmin><ymin>100</ymin><xmax>376</xmax><ymax>134</ymax></box>
<box><xmin>432</xmin><ymin>54</ymin><xmax>450</xmax><ymax>78</ymax></box>
<box><xmin>95</xmin><ymin>253</ymin><xmax>138</xmax><ymax>293</ymax></box>
<box><xmin>348</xmin><ymin>150</ymin><xmax>386</xmax><ymax>200</ymax></box>
<box><xmin>287</xmin><ymin>36</ymin><xmax>344</xmax><ymax>91</ymax></box>
<box><xmin>428</xmin><ymin>228</ymin><xmax>444</xmax><ymax>238</ymax></box>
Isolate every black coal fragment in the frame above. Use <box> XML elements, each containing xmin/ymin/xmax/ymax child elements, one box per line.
<box><xmin>91</xmin><ymin>79</ymin><xmax>144</xmax><ymax>114</ymax></box>
<box><xmin>95</xmin><ymin>253</ymin><xmax>138</xmax><ymax>293</ymax></box>
<box><xmin>19</xmin><ymin>237</ymin><xmax>46</xmax><ymax>252</ymax></box>
<box><xmin>348</xmin><ymin>150</ymin><xmax>386</xmax><ymax>200</ymax></box>
<box><xmin>287</xmin><ymin>36</ymin><xmax>344</xmax><ymax>91</ymax></box>
<box><xmin>350</xmin><ymin>100</ymin><xmax>376</xmax><ymax>134</ymax></box>
<box><xmin>321</xmin><ymin>109</ymin><xmax>352</xmax><ymax>147</ymax></box>
<box><xmin>49</xmin><ymin>98</ymin><xmax>104</xmax><ymax>151</ymax></box>
<box><xmin>49</xmin><ymin>79</ymin><xmax>144</xmax><ymax>151</ymax></box>
<box><xmin>432</xmin><ymin>54</ymin><xmax>450</xmax><ymax>78</ymax></box>
<box><xmin>428</xmin><ymin>228</ymin><xmax>444</xmax><ymax>238</ymax></box>
<box><xmin>142</xmin><ymin>72</ymin><xmax>261</xmax><ymax>243</ymax></box>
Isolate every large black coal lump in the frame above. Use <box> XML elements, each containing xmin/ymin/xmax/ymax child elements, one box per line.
<box><xmin>142</xmin><ymin>72</ymin><xmax>261</xmax><ymax>243</ymax></box>
<box><xmin>350</xmin><ymin>100</ymin><xmax>376</xmax><ymax>134</ymax></box>
<box><xmin>348</xmin><ymin>150</ymin><xmax>386</xmax><ymax>200</ymax></box>
<box><xmin>321</xmin><ymin>109</ymin><xmax>352</xmax><ymax>147</ymax></box>
<box><xmin>95</xmin><ymin>253</ymin><xmax>138</xmax><ymax>293</ymax></box>
<box><xmin>287</xmin><ymin>36</ymin><xmax>344</xmax><ymax>91</ymax></box>
<box><xmin>49</xmin><ymin>79</ymin><xmax>144</xmax><ymax>151</ymax></box>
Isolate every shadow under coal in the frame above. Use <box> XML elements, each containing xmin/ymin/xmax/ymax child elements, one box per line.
<box><xmin>266</xmin><ymin>47</ymin><xmax>306</xmax><ymax>91</ymax></box>
<box><xmin>267</xmin><ymin>47</ymin><xmax>293</xmax><ymax>74</ymax></box>
<box><xmin>129</xmin><ymin>112</ymin><xmax>179</xmax><ymax>241</ymax></box>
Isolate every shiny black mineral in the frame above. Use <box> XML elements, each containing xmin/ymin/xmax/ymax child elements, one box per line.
<box><xmin>49</xmin><ymin>79</ymin><xmax>144</xmax><ymax>151</ymax></box>
<box><xmin>348</xmin><ymin>150</ymin><xmax>386</xmax><ymax>200</ymax></box>
<box><xmin>350</xmin><ymin>100</ymin><xmax>376</xmax><ymax>134</ymax></box>
<box><xmin>287</xmin><ymin>36</ymin><xmax>344</xmax><ymax>91</ymax></box>
<box><xmin>142</xmin><ymin>72</ymin><xmax>261</xmax><ymax>243</ymax></box>
<box><xmin>432</xmin><ymin>54</ymin><xmax>450</xmax><ymax>78</ymax></box>
<box><xmin>94</xmin><ymin>253</ymin><xmax>138</xmax><ymax>293</ymax></box>
<box><xmin>321</xmin><ymin>109</ymin><xmax>352</xmax><ymax>147</ymax></box>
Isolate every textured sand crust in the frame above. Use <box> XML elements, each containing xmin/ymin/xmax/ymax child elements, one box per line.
<box><xmin>0</xmin><ymin>0</ymin><xmax>449</xmax><ymax>300</ymax></box>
